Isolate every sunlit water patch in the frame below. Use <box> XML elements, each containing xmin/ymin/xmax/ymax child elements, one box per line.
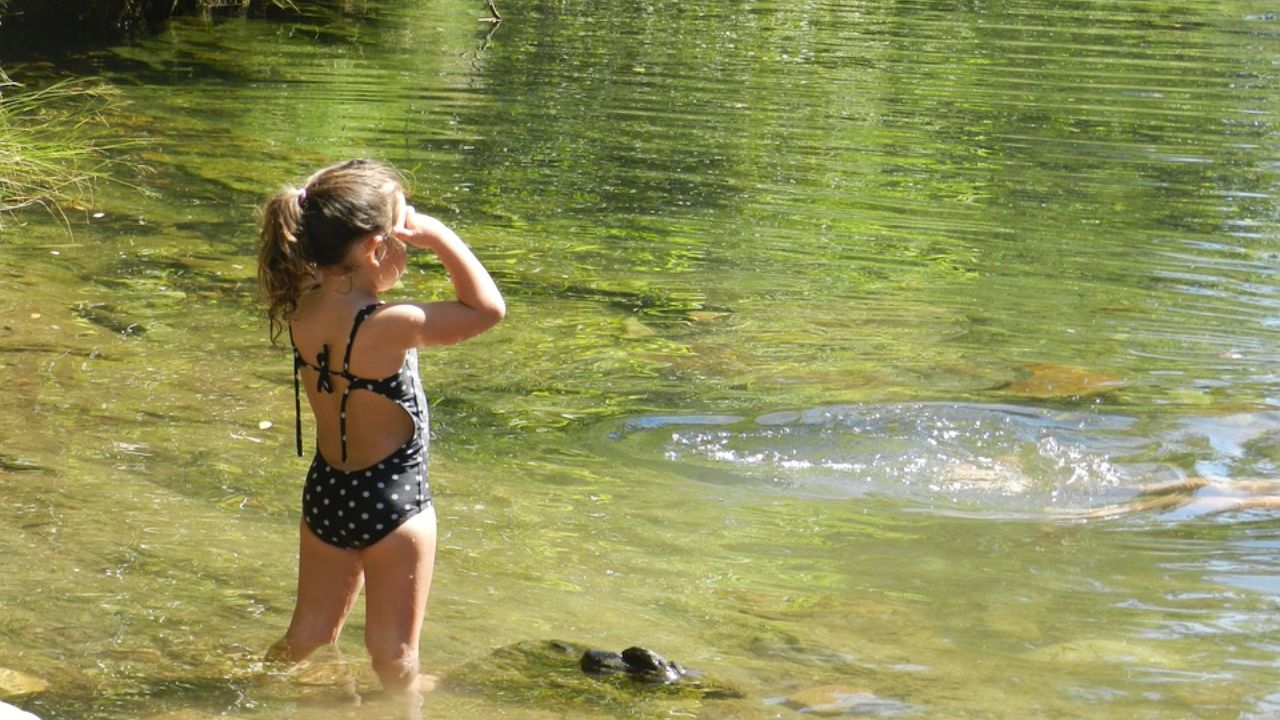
<box><xmin>599</xmin><ymin>403</ymin><xmax>1280</xmax><ymax>519</ymax></box>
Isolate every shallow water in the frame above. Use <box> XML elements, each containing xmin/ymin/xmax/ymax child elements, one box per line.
<box><xmin>2</xmin><ymin>0</ymin><xmax>1280</xmax><ymax>718</ymax></box>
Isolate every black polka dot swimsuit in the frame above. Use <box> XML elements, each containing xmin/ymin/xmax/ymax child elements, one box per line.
<box><xmin>290</xmin><ymin>304</ymin><xmax>431</xmax><ymax>550</ymax></box>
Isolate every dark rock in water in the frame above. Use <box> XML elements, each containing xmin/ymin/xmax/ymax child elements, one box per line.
<box><xmin>620</xmin><ymin>647</ymin><xmax>686</xmax><ymax>684</ymax></box>
<box><xmin>0</xmin><ymin>453</ymin><xmax>45</xmax><ymax>473</ymax></box>
<box><xmin>579</xmin><ymin>648</ymin><xmax>629</xmax><ymax>675</ymax></box>
<box><xmin>72</xmin><ymin>302</ymin><xmax>145</xmax><ymax>337</ymax></box>
<box><xmin>579</xmin><ymin>646</ymin><xmax>688</xmax><ymax>684</ymax></box>
<box><xmin>441</xmin><ymin>639</ymin><xmax>745</xmax><ymax>717</ymax></box>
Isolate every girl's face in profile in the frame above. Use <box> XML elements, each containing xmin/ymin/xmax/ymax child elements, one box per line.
<box><xmin>392</xmin><ymin>188</ymin><xmax>407</xmax><ymax>230</ymax></box>
<box><xmin>373</xmin><ymin>189</ymin><xmax>409</xmax><ymax>291</ymax></box>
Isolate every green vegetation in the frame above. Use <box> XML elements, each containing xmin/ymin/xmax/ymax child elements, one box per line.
<box><xmin>0</xmin><ymin>0</ymin><xmax>298</xmax><ymax>222</ymax></box>
<box><xmin>0</xmin><ymin>75</ymin><xmax>135</xmax><ymax>221</ymax></box>
<box><xmin>0</xmin><ymin>0</ymin><xmax>299</xmax><ymax>54</ymax></box>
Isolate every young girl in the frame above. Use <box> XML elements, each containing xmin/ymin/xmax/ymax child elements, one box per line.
<box><xmin>256</xmin><ymin>159</ymin><xmax>505</xmax><ymax>694</ymax></box>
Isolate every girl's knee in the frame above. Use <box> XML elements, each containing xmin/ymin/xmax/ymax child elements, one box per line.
<box><xmin>368</xmin><ymin>642</ymin><xmax>420</xmax><ymax>690</ymax></box>
<box><xmin>366</xmin><ymin>634</ymin><xmax>416</xmax><ymax>663</ymax></box>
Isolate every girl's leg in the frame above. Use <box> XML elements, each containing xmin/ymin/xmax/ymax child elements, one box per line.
<box><xmin>272</xmin><ymin>522</ymin><xmax>365</xmax><ymax>663</ymax></box>
<box><xmin>359</xmin><ymin>508</ymin><xmax>437</xmax><ymax>692</ymax></box>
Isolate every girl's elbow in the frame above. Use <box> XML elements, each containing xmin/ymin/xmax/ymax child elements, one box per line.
<box><xmin>465</xmin><ymin>304</ymin><xmax>504</xmax><ymax>343</ymax></box>
<box><xmin>485</xmin><ymin>298</ymin><xmax>507</xmax><ymax>324</ymax></box>
<box><xmin>465</xmin><ymin>302</ymin><xmax>504</xmax><ymax>340</ymax></box>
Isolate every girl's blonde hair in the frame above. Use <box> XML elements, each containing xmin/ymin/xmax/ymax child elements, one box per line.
<box><xmin>257</xmin><ymin>159</ymin><xmax>404</xmax><ymax>342</ymax></box>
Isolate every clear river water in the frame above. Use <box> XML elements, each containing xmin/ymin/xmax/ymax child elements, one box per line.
<box><xmin>2</xmin><ymin>0</ymin><xmax>1280</xmax><ymax>718</ymax></box>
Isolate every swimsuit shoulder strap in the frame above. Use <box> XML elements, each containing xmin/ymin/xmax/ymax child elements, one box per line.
<box><xmin>288</xmin><ymin>324</ymin><xmax>304</xmax><ymax>457</ymax></box>
<box><xmin>336</xmin><ymin>303</ymin><xmax>383</xmax><ymax>463</ymax></box>
<box><xmin>340</xmin><ymin>303</ymin><xmax>383</xmax><ymax>374</ymax></box>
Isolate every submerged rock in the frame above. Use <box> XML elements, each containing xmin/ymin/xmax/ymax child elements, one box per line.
<box><xmin>579</xmin><ymin>646</ymin><xmax>689</xmax><ymax>684</ymax></box>
<box><xmin>622</xmin><ymin>317</ymin><xmax>658</xmax><ymax>338</ymax></box>
<box><xmin>0</xmin><ymin>668</ymin><xmax>48</xmax><ymax>698</ymax></box>
<box><xmin>1024</xmin><ymin>638</ymin><xmax>1184</xmax><ymax>668</ymax></box>
<box><xmin>1000</xmin><ymin>363</ymin><xmax>1124</xmax><ymax>400</ymax></box>
<box><xmin>72</xmin><ymin>302</ymin><xmax>145</xmax><ymax>337</ymax></box>
<box><xmin>0</xmin><ymin>454</ymin><xmax>44</xmax><ymax>473</ymax></box>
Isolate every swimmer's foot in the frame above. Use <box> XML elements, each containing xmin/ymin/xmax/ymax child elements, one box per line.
<box><xmin>264</xmin><ymin>638</ymin><xmax>294</xmax><ymax>665</ymax></box>
<box><xmin>360</xmin><ymin>674</ymin><xmax>436</xmax><ymax>702</ymax></box>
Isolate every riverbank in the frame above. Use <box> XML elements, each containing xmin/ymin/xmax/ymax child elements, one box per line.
<box><xmin>0</xmin><ymin>76</ymin><xmax>135</xmax><ymax>221</ymax></box>
<box><xmin>0</xmin><ymin>0</ymin><xmax>293</xmax><ymax>56</ymax></box>
<box><xmin>0</xmin><ymin>1</ymin><xmax>292</xmax><ymax>218</ymax></box>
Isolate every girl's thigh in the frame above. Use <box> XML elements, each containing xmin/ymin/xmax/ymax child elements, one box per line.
<box><xmin>360</xmin><ymin>508</ymin><xmax>438</xmax><ymax>648</ymax></box>
<box><xmin>288</xmin><ymin>523</ymin><xmax>364</xmax><ymax>648</ymax></box>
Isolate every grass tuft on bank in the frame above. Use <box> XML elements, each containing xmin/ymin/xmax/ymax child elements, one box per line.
<box><xmin>0</xmin><ymin>74</ymin><xmax>139</xmax><ymax>223</ymax></box>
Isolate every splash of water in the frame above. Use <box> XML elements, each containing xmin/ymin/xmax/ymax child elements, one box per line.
<box><xmin>607</xmin><ymin>403</ymin><xmax>1148</xmax><ymax>515</ymax></box>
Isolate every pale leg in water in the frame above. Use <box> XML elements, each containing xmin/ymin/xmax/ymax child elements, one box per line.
<box><xmin>360</xmin><ymin>508</ymin><xmax>437</xmax><ymax>694</ymax></box>
<box><xmin>267</xmin><ymin>522</ymin><xmax>365</xmax><ymax>664</ymax></box>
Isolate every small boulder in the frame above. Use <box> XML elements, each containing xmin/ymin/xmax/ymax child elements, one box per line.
<box><xmin>619</xmin><ymin>646</ymin><xmax>686</xmax><ymax>684</ymax></box>
<box><xmin>443</xmin><ymin>639</ymin><xmax>744</xmax><ymax>714</ymax></box>
<box><xmin>579</xmin><ymin>648</ymin><xmax>629</xmax><ymax>675</ymax></box>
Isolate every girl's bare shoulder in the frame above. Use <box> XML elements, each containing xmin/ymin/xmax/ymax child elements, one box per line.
<box><xmin>362</xmin><ymin>302</ymin><xmax>430</xmax><ymax>349</ymax></box>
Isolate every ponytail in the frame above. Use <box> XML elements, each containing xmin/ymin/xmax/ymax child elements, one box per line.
<box><xmin>257</xmin><ymin>186</ymin><xmax>314</xmax><ymax>343</ymax></box>
<box><xmin>256</xmin><ymin>159</ymin><xmax>405</xmax><ymax>343</ymax></box>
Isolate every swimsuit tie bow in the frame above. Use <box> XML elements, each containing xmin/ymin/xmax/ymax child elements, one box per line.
<box><xmin>315</xmin><ymin>344</ymin><xmax>334</xmax><ymax>393</ymax></box>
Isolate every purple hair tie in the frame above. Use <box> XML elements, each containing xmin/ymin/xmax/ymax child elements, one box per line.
<box><xmin>297</xmin><ymin>188</ymin><xmax>309</xmax><ymax>209</ymax></box>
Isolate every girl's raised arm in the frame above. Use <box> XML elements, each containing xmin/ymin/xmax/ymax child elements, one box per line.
<box><xmin>394</xmin><ymin>209</ymin><xmax>505</xmax><ymax>347</ymax></box>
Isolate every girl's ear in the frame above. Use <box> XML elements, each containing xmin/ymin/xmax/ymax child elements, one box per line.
<box><xmin>359</xmin><ymin>233</ymin><xmax>384</xmax><ymax>264</ymax></box>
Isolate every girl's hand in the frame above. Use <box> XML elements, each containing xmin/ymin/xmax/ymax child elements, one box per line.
<box><xmin>385</xmin><ymin>201</ymin><xmax>506</xmax><ymax>347</ymax></box>
<box><xmin>393</xmin><ymin>206</ymin><xmax>458</xmax><ymax>252</ymax></box>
